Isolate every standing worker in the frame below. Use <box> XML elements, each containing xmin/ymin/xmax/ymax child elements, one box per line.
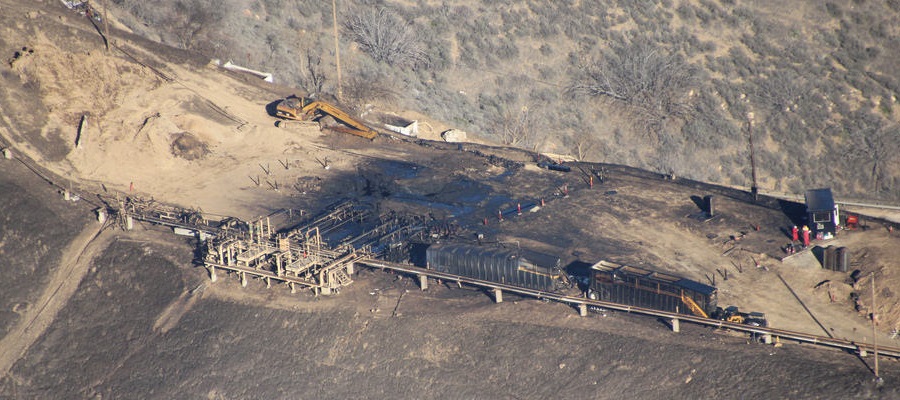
<box><xmin>791</xmin><ymin>225</ymin><xmax>799</xmax><ymax>242</ymax></box>
<box><xmin>801</xmin><ymin>225</ymin><xmax>810</xmax><ymax>247</ymax></box>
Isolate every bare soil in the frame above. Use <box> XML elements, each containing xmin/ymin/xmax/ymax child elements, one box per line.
<box><xmin>2</xmin><ymin>221</ymin><xmax>898</xmax><ymax>399</ymax></box>
<box><xmin>0</xmin><ymin>1</ymin><xmax>898</xmax><ymax>398</ymax></box>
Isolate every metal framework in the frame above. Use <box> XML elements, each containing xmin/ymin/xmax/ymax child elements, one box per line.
<box><xmin>104</xmin><ymin>195</ymin><xmax>900</xmax><ymax>361</ymax></box>
<box><xmin>109</xmin><ymin>197</ymin><xmax>424</xmax><ymax>295</ymax></box>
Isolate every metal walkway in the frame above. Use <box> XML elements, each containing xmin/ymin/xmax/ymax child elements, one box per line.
<box><xmin>107</xmin><ymin>197</ymin><xmax>900</xmax><ymax>360</ymax></box>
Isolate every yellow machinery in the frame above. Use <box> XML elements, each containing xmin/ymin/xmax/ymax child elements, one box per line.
<box><xmin>680</xmin><ymin>292</ymin><xmax>709</xmax><ymax>318</ymax></box>
<box><xmin>275</xmin><ymin>95</ymin><xmax>378</xmax><ymax>140</ymax></box>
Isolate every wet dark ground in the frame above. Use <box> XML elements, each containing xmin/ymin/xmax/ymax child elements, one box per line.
<box><xmin>1</xmin><ymin>163</ymin><xmax>898</xmax><ymax>398</ymax></box>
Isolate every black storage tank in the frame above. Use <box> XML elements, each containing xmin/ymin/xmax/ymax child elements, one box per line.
<box><xmin>836</xmin><ymin>247</ymin><xmax>850</xmax><ymax>273</ymax></box>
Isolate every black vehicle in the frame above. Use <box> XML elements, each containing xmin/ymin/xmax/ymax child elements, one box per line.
<box><xmin>587</xmin><ymin>260</ymin><xmax>718</xmax><ymax>317</ymax></box>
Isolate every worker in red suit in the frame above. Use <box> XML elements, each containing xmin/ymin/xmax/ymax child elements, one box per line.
<box><xmin>791</xmin><ymin>225</ymin><xmax>799</xmax><ymax>242</ymax></box>
<box><xmin>801</xmin><ymin>225</ymin><xmax>810</xmax><ymax>247</ymax></box>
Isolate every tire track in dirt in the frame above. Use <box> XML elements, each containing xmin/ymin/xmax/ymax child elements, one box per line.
<box><xmin>152</xmin><ymin>286</ymin><xmax>203</xmax><ymax>334</ymax></box>
<box><xmin>0</xmin><ymin>223</ymin><xmax>108</xmax><ymax>377</ymax></box>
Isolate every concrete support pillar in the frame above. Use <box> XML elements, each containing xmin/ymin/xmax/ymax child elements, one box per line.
<box><xmin>240</xmin><ymin>272</ymin><xmax>248</xmax><ymax>287</ymax></box>
<box><xmin>419</xmin><ymin>274</ymin><xmax>428</xmax><ymax>291</ymax></box>
<box><xmin>290</xmin><ymin>282</ymin><xmax>296</xmax><ymax>294</ymax></box>
<box><xmin>209</xmin><ymin>266</ymin><xmax>217</xmax><ymax>283</ymax></box>
<box><xmin>494</xmin><ymin>288</ymin><xmax>503</xmax><ymax>303</ymax></box>
<box><xmin>266</xmin><ymin>277</ymin><xmax>271</xmax><ymax>289</ymax></box>
<box><xmin>97</xmin><ymin>209</ymin><xmax>107</xmax><ymax>224</ymax></box>
<box><xmin>125</xmin><ymin>215</ymin><xmax>133</xmax><ymax>230</ymax></box>
<box><xmin>347</xmin><ymin>262</ymin><xmax>354</xmax><ymax>275</ymax></box>
<box><xmin>763</xmin><ymin>334</ymin><xmax>773</xmax><ymax>345</ymax></box>
<box><xmin>64</xmin><ymin>190</ymin><xmax>70</xmax><ymax>201</ymax></box>
<box><xmin>671</xmin><ymin>318</ymin><xmax>680</xmax><ymax>333</ymax></box>
<box><xmin>2</xmin><ymin>148</ymin><xmax>11</xmax><ymax>159</ymax></box>
<box><xmin>579</xmin><ymin>303</ymin><xmax>588</xmax><ymax>317</ymax></box>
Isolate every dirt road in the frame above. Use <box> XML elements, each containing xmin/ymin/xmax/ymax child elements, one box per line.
<box><xmin>0</xmin><ymin>224</ymin><xmax>106</xmax><ymax>376</ymax></box>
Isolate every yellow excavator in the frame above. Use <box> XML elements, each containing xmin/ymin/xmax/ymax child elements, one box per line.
<box><xmin>274</xmin><ymin>95</ymin><xmax>378</xmax><ymax>140</ymax></box>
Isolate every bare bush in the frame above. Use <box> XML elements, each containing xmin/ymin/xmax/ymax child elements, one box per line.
<box><xmin>300</xmin><ymin>50</ymin><xmax>327</xmax><ymax>96</ymax></box>
<box><xmin>480</xmin><ymin>94</ymin><xmax>547</xmax><ymax>150</ymax></box>
<box><xmin>342</xmin><ymin>71</ymin><xmax>400</xmax><ymax>110</ymax></box>
<box><xmin>569</xmin><ymin>129</ymin><xmax>599</xmax><ymax>161</ymax></box>
<box><xmin>755</xmin><ymin>69</ymin><xmax>810</xmax><ymax>114</ymax></box>
<box><xmin>845</xmin><ymin>120</ymin><xmax>900</xmax><ymax>192</ymax></box>
<box><xmin>343</xmin><ymin>7</ymin><xmax>427</xmax><ymax>69</ymax></box>
<box><xmin>568</xmin><ymin>40</ymin><xmax>697</xmax><ymax>140</ymax></box>
<box><xmin>495</xmin><ymin>103</ymin><xmax>534</xmax><ymax>149</ymax></box>
<box><xmin>168</xmin><ymin>0</ymin><xmax>226</xmax><ymax>50</ymax></box>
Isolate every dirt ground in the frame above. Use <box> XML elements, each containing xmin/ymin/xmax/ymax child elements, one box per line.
<box><xmin>0</xmin><ymin>1</ymin><xmax>899</xmax><ymax>397</ymax></box>
<box><xmin>0</xmin><ymin>211</ymin><xmax>897</xmax><ymax>399</ymax></box>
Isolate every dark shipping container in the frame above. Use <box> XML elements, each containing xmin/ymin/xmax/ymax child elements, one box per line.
<box><xmin>588</xmin><ymin>260</ymin><xmax>718</xmax><ymax>317</ymax></box>
<box><xmin>425</xmin><ymin>243</ymin><xmax>562</xmax><ymax>291</ymax></box>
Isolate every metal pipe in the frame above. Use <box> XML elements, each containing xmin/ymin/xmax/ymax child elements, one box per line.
<box><xmin>359</xmin><ymin>260</ymin><xmax>900</xmax><ymax>359</ymax></box>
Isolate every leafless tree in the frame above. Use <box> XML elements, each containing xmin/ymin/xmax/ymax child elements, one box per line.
<box><xmin>487</xmin><ymin>97</ymin><xmax>551</xmax><ymax>151</ymax></box>
<box><xmin>572</xmin><ymin>131</ymin><xmax>596</xmax><ymax>161</ymax></box>
<box><xmin>301</xmin><ymin>50</ymin><xmax>327</xmax><ymax>96</ymax></box>
<box><xmin>498</xmin><ymin>104</ymin><xmax>533</xmax><ymax>148</ymax></box>
<box><xmin>342</xmin><ymin>72</ymin><xmax>400</xmax><ymax>110</ymax></box>
<box><xmin>265</xmin><ymin>33</ymin><xmax>281</xmax><ymax>63</ymax></box>
<box><xmin>846</xmin><ymin>122</ymin><xmax>900</xmax><ymax>192</ymax></box>
<box><xmin>569</xmin><ymin>40</ymin><xmax>697</xmax><ymax>140</ymax></box>
<box><xmin>343</xmin><ymin>7</ymin><xmax>427</xmax><ymax>69</ymax></box>
<box><xmin>168</xmin><ymin>0</ymin><xmax>225</xmax><ymax>50</ymax></box>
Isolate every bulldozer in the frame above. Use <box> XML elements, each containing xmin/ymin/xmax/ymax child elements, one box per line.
<box><xmin>274</xmin><ymin>95</ymin><xmax>378</xmax><ymax>140</ymax></box>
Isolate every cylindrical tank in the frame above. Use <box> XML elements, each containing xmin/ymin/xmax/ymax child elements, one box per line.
<box><xmin>705</xmin><ymin>195</ymin><xmax>716</xmax><ymax>217</ymax></box>
<box><xmin>836</xmin><ymin>247</ymin><xmax>850</xmax><ymax>273</ymax></box>
<box><xmin>823</xmin><ymin>246</ymin><xmax>834</xmax><ymax>270</ymax></box>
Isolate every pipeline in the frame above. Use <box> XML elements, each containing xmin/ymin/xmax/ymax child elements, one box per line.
<box><xmin>360</xmin><ymin>260</ymin><xmax>900</xmax><ymax>360</ymax></box>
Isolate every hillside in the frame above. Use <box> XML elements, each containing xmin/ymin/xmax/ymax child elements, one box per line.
<box><xmin>105</xmin><ymin>0</ymin><xmax>900</xmax><ymax>202</ymax></box>
<box><xmin>1</xmin><ymin>1</ymin><xmax>899</xmax><ymax>397</ymax></box>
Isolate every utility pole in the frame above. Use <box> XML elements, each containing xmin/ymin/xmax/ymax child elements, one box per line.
<box><xmin>746</xmin><ymin>112</ymin><xmax>759</xmax><ymax>202</ymax></box>
<box><xmin>332</xmin><ymin>0</ymin><xmax>343</xmax><ymax>103</ymax></box>
<box><xmin>872</xmin><ymin>272</ymin><xmax>881</xmax><ymax>383</ymax></box>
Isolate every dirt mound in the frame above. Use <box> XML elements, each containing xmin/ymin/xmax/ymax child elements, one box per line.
<box><xmin>12</xmin><ymin>35</ymin><xmax>159</xmax><ymax>122</ymax></box>
<box><xmin>169</xmin><ymin>131</ymin><xmax>209</xmax><ymax>160</ymax></box>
